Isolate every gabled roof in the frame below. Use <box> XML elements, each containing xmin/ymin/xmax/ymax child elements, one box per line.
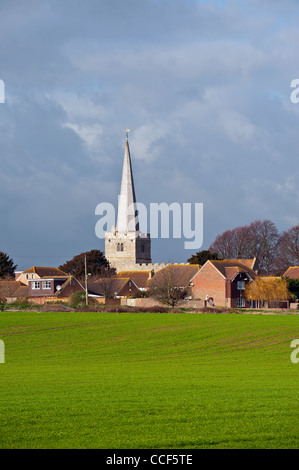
<box><xmin>233</xmin><ymin>258</ymin><xmax>257</xmax><ymax>270</ymax></box>
<box><xmin>88</xmin><ymin>277</ymin><xmax>137</xmax><ymax>296</ymax></box>
<box><xmin>116</xmin><ymin>271</ymin><xmax>152</xmax><ymax>289</ymax></box>
<box><xmin>14</xmin><ymin>285</ymin><xmax>29</xmax><ymax>298</ymax></box>
<box><xmin>0</xmin><ymin>280</ymin><xmax>27</xmax><ymax>298</ymax></box>
<box><xmin>148</xmin><ymin>264</ymin><xmax>200</xmax><ymax>289</ymax></box>
<box><xmin>203</xmin><ymin>260</ymin><xmax>257</xmax><ymax>281</ymax></box>
<box><xmin>19</xmin><ymin>267</ymin><xmax>68</xmax><ymax>278</ymax></box>
<box><xmin>283</xmin><ymin>267</ymin><xmax>299</xmax><ymax>279</ymax></box>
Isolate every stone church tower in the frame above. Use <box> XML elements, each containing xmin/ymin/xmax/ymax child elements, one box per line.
<box><xmin>105</xmin><ymin>132</ymin><xmax>152</xmax><ymax>272</ymax></box>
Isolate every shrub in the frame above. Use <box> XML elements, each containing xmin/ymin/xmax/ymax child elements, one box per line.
<box><xmin>69</xmin><ymin>291</ymin><xmax>98</xmax><ymax>309</ymax></box>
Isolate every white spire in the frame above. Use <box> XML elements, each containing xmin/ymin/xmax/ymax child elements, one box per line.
<box><xmin>116</xmin><ymin>132</ymin><xmax>139</xmax><ymax>233</ymax></box>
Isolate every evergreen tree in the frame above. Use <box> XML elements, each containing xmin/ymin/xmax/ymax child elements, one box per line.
<box><xmin>59</xmin><ymin>250</ymin><xmax>114</xmax><ymax>280</ymax></box>
<box><xmin>187</xmin><ymin>250</ymin><xmax>219</xmax><ymax>265</ymax></box>
<box><xmin>0</xmin><ymin>252</ymin><xmax>17</xmax><ymax>279</ymax></box>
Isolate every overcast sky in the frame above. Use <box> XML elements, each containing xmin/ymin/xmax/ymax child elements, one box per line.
<box><xmin>1</xmin><ymin>0</ymin><xmax>299</xmax><ymax>270</ymax></box>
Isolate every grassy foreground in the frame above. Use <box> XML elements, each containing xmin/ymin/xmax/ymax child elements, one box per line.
<box><xmin>1</xmin><ymin>311</ymin><xmax>299</xmax><ymax>449</ymax></box>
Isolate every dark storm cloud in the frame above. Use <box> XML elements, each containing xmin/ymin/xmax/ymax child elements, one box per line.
<box><xmin>1</xmin><ymin>0</ymin><xmax>299</xmax><ymax>267</ymax></box>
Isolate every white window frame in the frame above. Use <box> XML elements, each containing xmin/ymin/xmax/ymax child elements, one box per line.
<box><xmin>42</xmin><ymin>281</ymin><xmax>51</xmax><ymax>290</ymax></box>
<box><xmin>237</xmin><ymin>297</ymin><xmax>245</xmax><ymax>307</ymax></box>
<box><xmin>32</xmin><ymin>281</ymin><xmax>40</xmax><ymax>290</ymax></box>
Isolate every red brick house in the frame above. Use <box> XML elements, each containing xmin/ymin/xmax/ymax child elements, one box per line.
<box><xmin>28</xmin><ymin>276</ymin><xmax>84</xmax><ymax>299</ymax></box>
<box><xmin>190</xmin><ymin>260</ymin><xmax>257</xmax><ymax>308</ymax></box>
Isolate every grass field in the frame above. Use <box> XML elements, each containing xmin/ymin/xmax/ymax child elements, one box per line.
<box><xmin>1</xmin><ymin>310</ymin><xmax>299</xmax><ymax>449</ymax></box>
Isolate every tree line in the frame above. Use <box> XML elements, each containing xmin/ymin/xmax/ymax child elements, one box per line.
<box><xmin>188</xmin><ymin>219</ymin><xmax>299</xmax><ymax>276</ymax></box>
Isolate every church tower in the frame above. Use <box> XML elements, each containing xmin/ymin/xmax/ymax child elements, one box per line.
<box><xmin>105</xmin><ymin>131</ymin><xmax>152</xmax><ymax>272</ymax></box>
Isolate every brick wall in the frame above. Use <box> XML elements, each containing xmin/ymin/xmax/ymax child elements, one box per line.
<box><xmin>191</xmin><ymin>262</ymin><xmax>227</xmax><ymax>307</ymax></box>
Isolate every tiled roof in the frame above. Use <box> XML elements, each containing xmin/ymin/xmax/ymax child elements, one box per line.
<box><xmin>0</xmin><ymin>281</ymin><xmax>26</xmax><ymax>298</ymax></box>
<box><xmin>208</xmin><ymin>260</ymin><xmax>257</xmax><ymax>280</ymax></box>
<box><xmin>14</xmin><ymin>285</ymin><xmax>29</xmax><ymax>298</ymax></box>
<box><xmin>21</xmin><ymin>267</ymin><xmax>68</xmax><ymax>277</ymax></box>
<box><xmin>88</xmin><ymin>278</ymin><xmax>131</xmax><ymax>296</ymax></box>
<box><xmin>116</xmin><ymin>271</ymin><xmax>152</xmax><ymax>288</ymax></box>
<box><xmin>283</xmin><ymin>267</ymin><xmax>299</xmax><ymax>279</ymax></box>
<box><xmin>233</xmin><ymin>259</ymin><xmax>257</xmax><ymax>270</ymax></box>
<box><xmin>148</xmin><ymin>264</ymin><xmax>200</xmax><ymax>288</ymax></box>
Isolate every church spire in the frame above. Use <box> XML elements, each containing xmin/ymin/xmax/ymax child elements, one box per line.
<box><xmin>116</xmin><ymin>131</ymin><xmax>139</xmax><ymax>233</ymax></box>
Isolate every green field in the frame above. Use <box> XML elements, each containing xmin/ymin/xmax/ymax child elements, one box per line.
<box><xmin>1</xmin><ymin>310</ymin><xmax>299</xmax><ymax>449</ymax></box>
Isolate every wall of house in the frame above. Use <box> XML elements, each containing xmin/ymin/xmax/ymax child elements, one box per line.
<box><xmin>57</xmin><ymin>279</ymin><xmax>84</xmax><ymax>298</ymax></box>
<box><xmin>28</xmin><ymin>280</ymin><xmax>55</xmax><ymax>296</ymax></box>
<box><xmin>191</xmin><ymin>262</ymin><xmax>227</xmax><ymax>306</ymax></box>
<box><xmin>17</xmin><ymin>272</ymin><xmax>39</xmax><ymax>286</ymax></box>
<box><xmin>118</xmin><ymin>281</ymin><xmax>140</xmax><ymax>298</ymax></box>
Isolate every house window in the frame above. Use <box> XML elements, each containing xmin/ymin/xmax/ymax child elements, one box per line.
<box><xmin>121</xmin><ymin>243</ymin><xmax>124</xmax><ymax>252</ymax></box>
<box><xmin>32</xmin><ymin>281</ymin><xmax>40</xmax><ymax>290</ymax></box>
<box><xmin>237</xmin><ymin>298</ymin><xmax>245</xmax><ymax>307</ymax></box>
<box><xmin>31</xmin><ymin>274</ymin><xmax>34</xmax><ymax>279</ymax></box>
<box><xmin>42</xmin><ymin>281</ymin><xmax>51</xmax><ymax>290</ymax></box>
<box><xmin>26</xmin><ymin>274</ymin><xmax>29</xmax><ymax>280</ymax></box>
<box><xmin>141</xmin><ymin>243</ymin><xmax>145</xmax><ymax>253</ymax></box>
<box><xmin>237</xmin><ymin>281</ymin><xmax>245</xmax><ymax>290</ymax></box>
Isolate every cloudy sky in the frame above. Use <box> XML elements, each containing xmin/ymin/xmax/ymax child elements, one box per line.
<box><xmin>1</xmin><ymin>0</ymin><xmax>299</xmax><ymax>270</ymax></box>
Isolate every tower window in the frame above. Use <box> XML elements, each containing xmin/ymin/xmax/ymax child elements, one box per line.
<box><xmin>141</xmin><ymin>244</ymin><xmax>145</xmax><ymax>253</ymax></box>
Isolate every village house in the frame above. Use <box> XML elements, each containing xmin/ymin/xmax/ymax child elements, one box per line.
<box><xmin>27</xmin><ymin>275</ymin><xmax>85</xmax><ymax>302</ymax></box>
<box><xmin>87</xmin><ymin>277</ymin><xmax>139</xmax><ymax>298</ymax></box>
<box><xmin>0</xmin><ymin>280</ymin><xmax>28</xmax><ymax>302</ymax></box>
<box><xmin>15</xmin><ymin>266</ymin><xmax>68</xmax><ymax>285</ymax></box>
<box><xmin>115</xmin><ymin>271</ymin><xmax>153</xmax><ymax>292</ymax></box>
<box><xmin>190</xmin><ymin>259</ymin><xmax>257</xmax><ymax>308</ymax></box>
<box><xmin>147</xmin><ymin>264</ymin><xmax>200</xmax><ymax>294</ymax></box>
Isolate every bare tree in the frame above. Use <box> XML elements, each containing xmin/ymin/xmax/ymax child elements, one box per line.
<box><xmin>148</xmin><ymin>266</ymin><xmax>187</xmax><ymax>308</ymax></box>
<box><xmin>277</xmin><ymin>224</ymin><xmax>299</xmax><ymax>272</ymax></box>
<box><xmin>209</xmin><ymin>219</ymin><xmax>280</xmax><ymax>275</ymax></box>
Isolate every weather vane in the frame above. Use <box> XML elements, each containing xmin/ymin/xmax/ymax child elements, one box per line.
<box><xmin>126</xmin><ymin>128</ymin><xmax>130</xmax><ymax>141</ymax></box>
